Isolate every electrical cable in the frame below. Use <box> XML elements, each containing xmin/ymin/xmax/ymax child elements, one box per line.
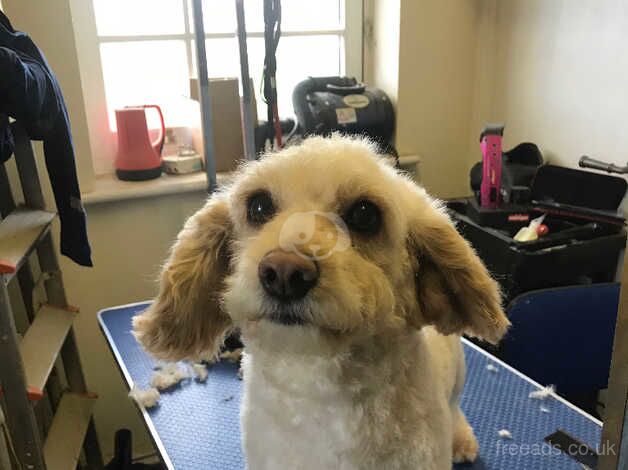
<box><xmin>262</xmin><ymin>0</ymin><xmax>282</xmax><ymax>149</ymax></box>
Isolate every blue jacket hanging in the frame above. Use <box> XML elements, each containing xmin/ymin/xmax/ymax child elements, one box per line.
<box><xmin>0</xmin><ymin>11</ymin><xmax>92</xmax><ymax>267</ymax></box>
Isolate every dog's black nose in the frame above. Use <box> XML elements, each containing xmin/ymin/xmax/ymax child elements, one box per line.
<box><xmin>258</xmin><ymin>250</ymin><xmax>318</xmax><ymax>301</ymax></box>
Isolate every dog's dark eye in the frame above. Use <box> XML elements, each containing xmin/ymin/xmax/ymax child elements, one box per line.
<box><xmin>247</xmin><ymin>191</ymin><xmax>275</xmax><ymax>225</ymax></box>
<box><xmin>344</xmin><ymin>199</ymin><xmax>382</xmax><ymax>235</ymax></box>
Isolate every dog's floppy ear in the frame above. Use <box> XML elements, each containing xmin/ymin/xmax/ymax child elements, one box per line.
<box><xmin>408</xmin><ymin>201</ymin><xmax>509</xmax><ymax>344</ymax></box>
<box><xmin>133</xmin><ymin>196</ymin><xmax>233</xmax><ymax>361</ymax></box>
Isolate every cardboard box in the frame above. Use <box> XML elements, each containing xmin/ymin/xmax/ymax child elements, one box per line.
<box><xmin>189</xmin><ymin>77</ymin><xmax>244</xmax><ymax>172</ymax></box>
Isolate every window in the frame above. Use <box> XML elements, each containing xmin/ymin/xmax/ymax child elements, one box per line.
<box><xmin>90</xmin><ymin>0</ymin><xmax>362</xmax><ymax>150</ymax></box>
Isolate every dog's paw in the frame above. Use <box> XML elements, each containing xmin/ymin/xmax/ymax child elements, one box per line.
<box><xmin>452</xmin><ymin>424</ymin><xmax>479</xmax><ymax>463</ymax></box>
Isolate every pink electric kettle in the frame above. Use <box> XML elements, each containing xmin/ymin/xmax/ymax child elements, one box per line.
<box><xmin>115</xmin><ymin>105</ymin><xmax>165</xmax><ymax>181</ymax></box>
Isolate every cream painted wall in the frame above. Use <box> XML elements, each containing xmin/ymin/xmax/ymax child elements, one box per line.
<box><xmin>396</xmin><ymin>0</ymin><xmax>480</xmax><ymax>199</ymax></box>
<box><xmin>365</xmin><ymin>0</ymin><xmax>480</xmax><ymax>199</ymax></box>
<box><xmin>59</xmin><ymin>192</ymin><xmax>208</xmax><ymax>459</ymax></box>
<box><xmin>470</xmin><ymin>0</ymin><xmax>628</xmax><ymax>172</ymax></box>
<box><xmin>363</xmin><ymin>0</ymin><xmax>401</xmax><ymax>108</ymax></box>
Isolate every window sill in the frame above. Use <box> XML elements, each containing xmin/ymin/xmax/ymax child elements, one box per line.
<box><xmin>81</xmin><ymin>155</ymin><xmax>420</xmax><ymax>206</ymax></box>
<box><xmin>81</xmin><ymin>171</ymin><xmax>233</xmax><ymax>206</ymax></box>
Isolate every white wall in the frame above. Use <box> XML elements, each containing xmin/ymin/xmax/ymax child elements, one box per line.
<box><xmin>470</xmin><ymin>0</ymin><xmax>628</xmax><ymax>172</ymax></box>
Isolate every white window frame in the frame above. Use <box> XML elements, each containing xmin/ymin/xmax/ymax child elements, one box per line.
<box><xmin>72</xmin><ymin>0</ymin><xmax>363</xmax><ymax>176</ymax></box>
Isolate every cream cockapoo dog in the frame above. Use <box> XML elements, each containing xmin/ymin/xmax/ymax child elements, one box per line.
<box><xmin>133</xmin><ymin>135</ymin><xmax>509</xmax><ymax>470</ymax></box>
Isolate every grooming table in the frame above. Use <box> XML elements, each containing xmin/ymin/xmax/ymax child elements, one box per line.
<box><xmin>99</xmin><ymin>302</ymin><xmax>602</xmax><ymax>470</ymax></box>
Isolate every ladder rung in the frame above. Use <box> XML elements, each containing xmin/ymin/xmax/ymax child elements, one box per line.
<box><xmin>0</xmin><ymin>207</ymin><xmax>55</xmax><ymax>278</ymax></box>
<box><xmin>20</xmin><ymin>305</ymin><xmax>76</xmax><ymax>401</ymax></box>
<box><xmin>43</xmin><ymin>392</ymin><xmax>96</xmax><ymax>470</ymax></box>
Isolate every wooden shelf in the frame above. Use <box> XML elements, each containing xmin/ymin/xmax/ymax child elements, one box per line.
<box><xmin>0</xmin><ymin>207</ymin><xmax>55</xmax><ymax>278</ymax></box>
<box><xmin>20</xmin><ymin>305</ymin><xmax>76</xmax><ymax>401</ymax></box>
<box><xmin>43</xmin><ymin>392</ymin><xmax>95</xmax><ymax>470</ymax></box>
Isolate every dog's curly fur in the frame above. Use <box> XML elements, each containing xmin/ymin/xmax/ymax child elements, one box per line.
<box><xmin>133</xmin><ymin>135</ymin><xmax>509</xmax><ymax>469</ymax></box>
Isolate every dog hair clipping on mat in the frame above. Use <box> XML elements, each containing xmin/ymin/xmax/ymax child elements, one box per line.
<box><xmin>150</xmin><ymin>362</ymin><xmax>190</xmax><ymax>390</ymax></box>
<box><xmin>529</xmin><ymin>385</ymin><xmax>555</xmax><ymax>400</ymax></box>
<box><xmin>129</xmin><ymin>386</ymin><xmax>160</xmax><ymax>408</ymax></box>
<box><xmin>540</xmin><ymin>405</ymin><xmax>551</xmax><ymax>413</ymax></box>
<box><xmin>192</xmin><ymin>363</ymin><xmax>209</xmax><ymax>382</ymax></box>
<box><xmin>486</xmin><ymin>363</ymin><xmax>499</xmax><ymax>373</ymax></box>
<box><xmin>498</xmin><ymin>429</ymin><xmax>513</xmax><ymax>439</ymax></box>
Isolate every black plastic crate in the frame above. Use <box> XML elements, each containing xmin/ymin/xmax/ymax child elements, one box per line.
<box><xmin>448</xmin><ymin>165</ymin><xmax>627</xmax><ymax>302</ymax></box>
<box><xmin>448</xmin><ymin>202</ymin><xmax>625</xmax><ymax>302</ymax></box>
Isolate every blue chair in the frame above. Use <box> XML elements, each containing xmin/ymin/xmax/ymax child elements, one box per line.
<box><xmin>499</xmin><ymin>283</ymin><xmax>620</xmax><ymax>395</ymax></box>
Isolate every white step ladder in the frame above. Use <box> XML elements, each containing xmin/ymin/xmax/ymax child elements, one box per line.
<box><xmin>0</xmin><ymin>122</ymin><xmax>102</xmax><ymax>469</ymax></box>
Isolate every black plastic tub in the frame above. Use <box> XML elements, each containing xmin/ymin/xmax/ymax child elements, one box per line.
<box><xmin>448</xmin><ymin>200</ymin><xmax>626</xmax><ymax>303</ymax></box>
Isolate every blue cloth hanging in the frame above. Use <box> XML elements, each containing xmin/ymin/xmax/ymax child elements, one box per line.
<box><xmin>0</xmin><ymin>11</ymin><xmax>92</xmax><ymax>267</ymax></box>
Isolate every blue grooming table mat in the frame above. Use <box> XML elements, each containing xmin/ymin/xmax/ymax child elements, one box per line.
<box><xmin>99</xmin><ymin>302</ymin><xmax>602</xmax><ymax>470</ymax></box>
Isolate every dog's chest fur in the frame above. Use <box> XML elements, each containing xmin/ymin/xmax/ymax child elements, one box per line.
<box><xmin>240</xmin><ymin>329</ymin><xmax>455</xmax><ymax>470</ymax></box>
<box><xmin>241</xmin><ymin>347</ymin><xmax>360</xmax><ymax>470</ymax></box>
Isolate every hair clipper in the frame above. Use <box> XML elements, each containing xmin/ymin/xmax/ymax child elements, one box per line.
<box><xmin>479</xmin><ymin>124</ymin><xmax>505</xmax><ymax>208</ymax></box>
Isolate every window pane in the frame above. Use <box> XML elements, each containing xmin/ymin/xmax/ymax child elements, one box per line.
<box><xmin>94</xmin><ymin>0</ymin><xmax>185</xmax><ymax>36</ymax></box>
<box><xmin>195</xmin><ymin>35</ymin><xmax>340</xmax><ymax>119</ymax></box>
<box><xmin>243</xmin><ymin>0</ymin><xmax>342</xmax><ymax>32</ymax></box>
<box><xmin>100</xmin><ymin>41</ymin><xmax>191</xmax><ymax>129</ymax></box>
<box><xmin>187</xmin><ymin>0</ymin><xmax>342</xmax><ymax>34</ymax></box>
<box><xmin>275</xmin><ymin>35</ymin><xmax>342</xmax><ymax>117</ymax></box>
<box><xmin>191</xmin><ymin>38</ymin><xmax>240</xmax><ymax>79</ymax></box>
<box><xmin>187</xmin><ymin>0</ymin><xmax>236</xmax><ymax>34</ymax></box>
<box><xmin>245</xmin><ymin>35</ymin><xmax>342</xmax><ymax>119</ymax></box>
